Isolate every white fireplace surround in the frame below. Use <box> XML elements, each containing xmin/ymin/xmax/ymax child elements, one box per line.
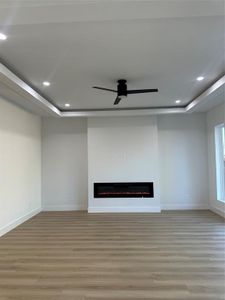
<box><xmin>87</xmin><ymin>116</ymin><xmax>161</xmax><ymax>213</ymax></box>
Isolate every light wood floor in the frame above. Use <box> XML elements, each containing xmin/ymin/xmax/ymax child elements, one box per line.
<box><xmin>0</xmin><ymin>211</ymin><xmax>224</xmax><ymax>300</ymax></box>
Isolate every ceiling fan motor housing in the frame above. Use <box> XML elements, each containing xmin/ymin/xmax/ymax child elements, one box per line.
<box><xmin>117</xmin><ymin>79</ymin><xmax>127</xmax><ymax>97</ymax></box>
<box><xmin>93</xmin><ymin>79</ymin><xmax>158</xmax><ymax>105</ymax></box>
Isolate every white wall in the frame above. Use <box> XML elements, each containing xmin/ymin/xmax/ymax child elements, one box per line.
<box><xmin>158</xmin><ymin>114</ymin><xmax>209</xmax><ymax>210</ymax></box>
<box><xmin>42</xmin><ymin>118</ymin><xmax>88</xmax><ymax>210</ymax></box>
<box><xmin>88</xmin><ymin>116</ymin><xmax>160</xmax><ymax>212</ymax></box>
<box><xmin>41</xmin><ymin>114</ymin><xmax>210</xmax><ymax>213</ymax></box>
<box><xmin>15</xmin><ymin>108</ymin><xmax>222</xmax><ymax>216</ymax></box>
<box><xmin>207</xmin><ymin>103</ymin><xmax>225</xmax><ymax>217</ymax></box>
<box><xmin>0</xmin><ymin>97</ymin><xmax>41</xmax><ymax>236</ymax></box>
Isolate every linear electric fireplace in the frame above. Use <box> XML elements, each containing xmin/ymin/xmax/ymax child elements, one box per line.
<box><xmin>94</xmin><ymin>182</ymin><xmax>154</xmax><ymax>198</ymax></box>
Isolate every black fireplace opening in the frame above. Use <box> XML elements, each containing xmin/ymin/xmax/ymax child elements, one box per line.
<box><xmin>94</xmin><ymin>182</ymin><xmax>154</xmax><ymax>198</ymax></box>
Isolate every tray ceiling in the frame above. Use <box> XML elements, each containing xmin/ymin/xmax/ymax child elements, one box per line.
<box><xmin>0</xmin><ymin>0</ymin><xmax>224</xmax><ymax>115</ymax></box>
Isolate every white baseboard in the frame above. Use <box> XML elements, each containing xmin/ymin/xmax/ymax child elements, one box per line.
<box><xmin>88</xmin><ymin>206</ymin><xmax>161</xmax><ymax>213</ymax></box>
<box><xmin>42</xmin><ymin>205</ymin><xmax>86</xmax><ymax>211</ymax></box>
<box><xmin>210</xmin><ymin>206</ymin><xmax>225</xmax><ymax>218</ymax></box>
<box><xmin>0</xmin><ymin>207</ymin><xmax>42</xmax><ymax>237</ymax></box>
<box><xmin>162</xmin><ymin>204</ymin><xmax>209</xmax><ymax>210</ymax></box>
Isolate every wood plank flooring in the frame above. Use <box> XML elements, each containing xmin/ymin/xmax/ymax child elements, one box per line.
<box><xmin>0</xmin><ymin>210</ymin><xmax>224</xmax><ymax>300</ymax></box>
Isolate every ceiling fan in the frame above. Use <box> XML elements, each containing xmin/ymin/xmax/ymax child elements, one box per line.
<box><xmin>93</xmin><ymin>79</ymin><xmax>158</xmax><ymax>105</ymax></box>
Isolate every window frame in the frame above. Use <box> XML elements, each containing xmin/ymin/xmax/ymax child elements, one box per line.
<box><xmin>214</xmin><ymin>123</ymin><xmax>225</xmax><ymax>203</ymax></box>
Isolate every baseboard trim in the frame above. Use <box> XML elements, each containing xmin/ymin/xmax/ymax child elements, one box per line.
<box><xmin>42</xmin><ymin>205</ymin><xmax>86</xmax><ymax>211</ymax></box>
<box><xmin>88</xmin><ymin>206</ymin><xmax>161</xmax><ymax>213</ymax></box>
<box><xmin>0</xmin><ymin>207</ymin><xmax>42</xmax><ymax>237</ymax></box>
<box><xmin>210</xmin><ymin>206</ymin><xmax>225</xmax><ymax>218</ymax></box>
<box><xmin>162</xmin><ymin>204</ymin><xmax>209</xmax><ymax>210</ymax></box>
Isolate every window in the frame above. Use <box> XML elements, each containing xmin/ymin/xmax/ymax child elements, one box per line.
<box><xmin>215</xmin><ymin>124</ymin><xmax>225</xmax><ymax>202</ymax></box>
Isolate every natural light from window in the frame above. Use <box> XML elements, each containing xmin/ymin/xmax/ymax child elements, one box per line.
<box><xmin>215</xmin><ymin>124</ymin><xmax>225</xmax><ymax>202</ymax></box>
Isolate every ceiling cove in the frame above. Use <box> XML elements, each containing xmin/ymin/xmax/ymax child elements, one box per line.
<box><xmin>0</xmin><ymin>62</ymin><xmax>224</xmax><ymax>117</ymax></box>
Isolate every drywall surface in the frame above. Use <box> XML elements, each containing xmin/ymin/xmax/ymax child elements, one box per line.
<box><xmin>158</xmin><ymin>114</ymin><xmax>209</xmax><ymax>210</ymax></box>
<box><xmin>42</xmin><ymin>118</ymin><xmax>88</xmax><ymax>210</ymax></box>
<box><xmin>0</xmin><ymin>97</ymin><xmax>41</xmax><ymax>236</ymax></box>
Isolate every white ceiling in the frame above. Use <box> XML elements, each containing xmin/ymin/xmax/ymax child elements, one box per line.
<box><xmin>0</xmin><ymin>0</ymin><xmax>224</xmax><ymax>113</ymax></box>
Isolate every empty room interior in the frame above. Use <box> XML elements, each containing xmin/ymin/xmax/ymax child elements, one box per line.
<box><xmin>0</xmin><ymin>1</ymin><xmax>225</xmax><ymax>299</ymax></box>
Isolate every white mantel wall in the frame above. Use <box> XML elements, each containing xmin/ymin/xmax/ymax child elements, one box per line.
<box><xmin>88</xmin><ymin>116</ymin><xmax>161</xmax><ymax>212</ymax></box>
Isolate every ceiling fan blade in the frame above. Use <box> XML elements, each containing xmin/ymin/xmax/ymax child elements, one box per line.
<box><xmin>127</xmin><ymin>89</ymin><xmax>158</xmax><ymax>94</ymax></box>
<box><xmin>114</xmin><ymin>97</ymin><xmax>122</xmax><ymax>105</ymax></box>
<box><xmin>93</xmin><ymin>87</ymin><xmax>117</xmax><ymax>93</ymax></box>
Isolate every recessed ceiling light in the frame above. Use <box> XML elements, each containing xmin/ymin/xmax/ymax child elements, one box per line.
<box><xmin>43</xmin><ymin>81</ymin><xmax>50</xmax><ymax>86</ymax></box>
<box><xmin>65</xmin><ymin>103</ymin><xmax>70</xmax><ymax>107</ymax></box>
<box><xmin>197</xmin><ymin>76</ymin><xmax>204</xmax><ymax>81</ymax></box>
<box><xmin>175</xmin><ymin>100</ymin><xmax>181</xmax><ymax>104</ymax></box>
<box><xmin>0</xmin><ymin>33</ymin><xmax>7</xmax><ymax>40</ymax></box>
